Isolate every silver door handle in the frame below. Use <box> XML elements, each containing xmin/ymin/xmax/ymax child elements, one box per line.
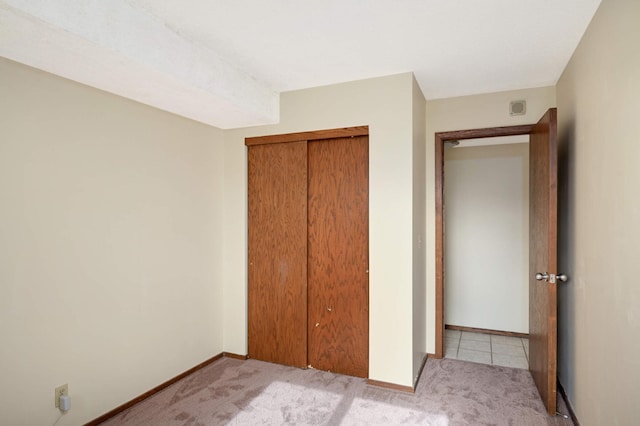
<box><xmin>535</xmin><ymin>272</ymin><xmax>569</xmax><ymax>283</ymax></box>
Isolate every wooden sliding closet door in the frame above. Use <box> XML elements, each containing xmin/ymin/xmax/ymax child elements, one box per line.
<box><xmin>247</xmin><ymin>141</ymin><xmax>308</xmax><ymax>368</ymax></box>
<box><xmin>307</xmin><ymin>136</ymin><xmax>369</xmax><ymax>378</ymax></box>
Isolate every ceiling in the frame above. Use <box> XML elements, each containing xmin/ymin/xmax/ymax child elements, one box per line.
<box><xmin>1</xmin><ymin>0</ymin><xmax>602</xmax><ymax>129</ymax></box>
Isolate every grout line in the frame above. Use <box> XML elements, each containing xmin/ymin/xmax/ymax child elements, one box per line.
<box><xmin>456</xmin><ymin>332</ymin><xmax>461</xmax><ymax>358</ymax></box>
<box><xmin>489</xmin><ymin>335</ymin><xmax>493</xmax><ymax>365</ymax></box>
<box><xmin>521</xmin><ymin>338</ymin><xmax>529</xmax><ymax>365</ymax></box>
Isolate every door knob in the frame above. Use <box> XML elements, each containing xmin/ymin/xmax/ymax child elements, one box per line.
<box><xmin>535</xmin><ymin>272</ymin><xmax>569</xmax><ymax>283</ymax></box>
<box><xmin>535</xmin><ymin>272</ymin><xmax>549</xmax><ymax>281</ymax></box>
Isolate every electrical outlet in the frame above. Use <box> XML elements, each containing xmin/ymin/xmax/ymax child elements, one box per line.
<box><xmin>54</xmin><ymin>384</ymin><xmax>68</xmax><ymax>408</ymax></box>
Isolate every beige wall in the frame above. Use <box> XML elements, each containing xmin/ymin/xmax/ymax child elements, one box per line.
<box><xmin>556</xmin><ymin>0</ymin><xmax>640</xmax><ymax>423</ymax></box>
<box><xmin>425</xmin><ymin>86</ymin><xmax>556</xmax><ymax>352</ymax></box>
<box><xmin>0</xmin><ymin>59</ymin><xmax>225</xmax><ymax>425</ymax></box>
<box><xmin>223</xmin><ymin>73</ymin><xmax>420</xmax><ymax>386</ymax></box>
<box><xmin>10</xmin><ymin>4</ymin><xmax>638</xmax><ymax>418</ymax></box>
<box><xmin>444</xmin><ymin>143</ymin><xmax>529</xmax><ymax>333</ymax></box>
<box><xmin>411</xmin><ymin>76</ymin><xmax>427</xmax><ymax>383</ymax></box>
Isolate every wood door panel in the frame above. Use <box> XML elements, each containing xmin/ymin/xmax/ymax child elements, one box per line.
<box><xmin>248</xmin><ymin>142</ymin><xmax>308</xmax><ymax>368</ymax></box>
<box><xmin>307</xmin><ymin>136</ymin><xmax>369</xmax><ymax>378</ymax></box>
<box><xmin>529</xmin><ymin>108</ymin><xmax>558</xmax><ymax>415</ymax></box>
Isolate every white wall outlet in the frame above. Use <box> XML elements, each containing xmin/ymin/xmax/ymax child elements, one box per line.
<box><xmin>54</xmin><ymin>384</ymin><xmax>68</xmax><ymax>409</ymax></box>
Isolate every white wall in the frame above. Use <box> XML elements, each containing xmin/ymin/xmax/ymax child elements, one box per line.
<box><xmin>444</xmin><ymin>143</ymin><xmax>529</xmax><ymax>333</ymax></box>
<box><xmin>0</xmin><ymin>59</ymin><xmax>225</xmax><ymax>425</ymax></box>
<box><xmin>223</xmin><ymin>73</ymin><xmax>419</xmax><ymax>387</ymax></box>
<box><xmin>411</xmin><ymin>77</ymin><xmax>427</xmax><ymax>383</ymax></box>
<box><xmin>425</xmin><ymin>86</ymin><xmax>556</xmax><ymax>353</ymax></box>
<box><xmin>556</xmin><ymin>0</ymin><xmax>640</xmax><ymax>423</ymax></box>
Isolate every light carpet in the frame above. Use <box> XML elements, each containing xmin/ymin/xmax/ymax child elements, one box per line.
<box><xmin>99</xmin><ymin>357</ymin><xmax>574</xmax><ymax>425</ymax></box>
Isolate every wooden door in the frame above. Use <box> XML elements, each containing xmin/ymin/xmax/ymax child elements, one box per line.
<box><xmin>307</xmin><ymin>136</ymin><xmax>369</xmax><ymax>378</ymax></box>
<box><xmin>529</xmin><ymin>108</ymin><xmax>558</xmax><ymax>415</ymax></box>
<box><xmin>248</xmin><ymin>141</ymin><xmax>308</xmax><ymax>368</ymax></box>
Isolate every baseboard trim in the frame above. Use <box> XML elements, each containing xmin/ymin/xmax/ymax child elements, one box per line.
<box><xmin>446</xmin><ymin>324</ymin><xmax>529</xmax><ymax>338</ymax></box>
<box><xmin>223</xmin><ymin>352</ymin><xmax>248</xmax><ymax>360</ymax></box>
<box><xmin>85</xmin><ymin>352</ymin><xmax>245</xmax><ymax>425</ymax></box>
<box><xmin>366</xmin><ymin>378</ymin><xmax>414</xmax><ymax>393</ymax></box>
<box><xmin>557</xmin><ymin>379</ymin><xmax>580</xmax><ymax>425</ymax></box>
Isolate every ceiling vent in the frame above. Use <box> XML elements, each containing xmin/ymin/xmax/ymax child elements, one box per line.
<box><xmin>510</xmin><ymin>100</ymin><xmax>526</xmax><ymax>116</ymax></box>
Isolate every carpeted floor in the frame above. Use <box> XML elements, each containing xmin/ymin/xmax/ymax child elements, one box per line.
<box><xmin>100</xmin><ymin>357</ymin><xmax>574</xmax><ymax>425</ymax></box>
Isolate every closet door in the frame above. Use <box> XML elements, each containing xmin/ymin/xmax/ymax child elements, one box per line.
<box><xmin>307</xmin><ymin>136</ymin><xmax>369</xmax><ymax>378</ymax></box>
<box><xmin>247</xmin><ymin>141</ymin><xmax>308</xmax><ymax>368</ymax></box>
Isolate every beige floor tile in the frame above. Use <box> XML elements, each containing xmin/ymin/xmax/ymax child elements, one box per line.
<box><xmin>492</xmin><ymin>343</ymin><xmax>527</xmax><ymax>357</ymax></box>
<box><xmin>445</xmin><ymin>349</ymin><xmax>458</xmax><ymax>359</ymax></box>
<box><xmin>492</xmin><ymin>354</ymin><xmax>528</xmax><ymax>369</ymax></box>
<box><xmin>445</xmin><ymin>329</ymin><xmax>461</xmax><ymax>339</ymax></box>
<box><xmin>491</xmin><ymin>335</ymin><xmax>523</xmax><ymax>346</ymax></box>
<box><xmin>441</xmin><ymin>331</ymin><xmax>536</xmax><ymax>369</ymax></box>
<box><xmin>459</xmin><ymin>339</ymin><xmax>491</xmax><ymax>352</ymax></box>
<box><xmin>460</xmin><ymin>331</ymin><xmax>490</xmax><ymax>342</ymax></box>
<box><xmin>445</xmin><ymin>336</ymin><xmax>459</xmax><ymax>345</ymax></box>
<box><xmin>457</xmin><ymin>349</ymin><xmax>492</xmax><ymax>364</ymax></box>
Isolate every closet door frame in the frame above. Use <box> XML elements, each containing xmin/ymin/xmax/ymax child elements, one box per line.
<box><xmin>245</xmin><ymin>126</ymin><xmax>369</xmax><ymax>147</ymax></box>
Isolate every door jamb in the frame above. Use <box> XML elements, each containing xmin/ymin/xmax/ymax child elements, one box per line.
<box><xmin>434</xmin><ymin>124</ymin><xmax>534</xmax><ymax>358</ymax></box>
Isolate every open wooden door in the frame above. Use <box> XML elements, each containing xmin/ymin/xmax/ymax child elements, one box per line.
<box><xmin>529</xmin><ymin>108</ymin><xmax>560</xmax><ymax>415</ymax></box>
<box><xmin>434</xmin><ymin>112</ymin><xmax>562</xmax><ymax>416</ymax></box>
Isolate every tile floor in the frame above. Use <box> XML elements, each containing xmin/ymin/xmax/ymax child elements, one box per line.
<box><xmin>445</xmin><ymin>329</ymin><xmax>529</xmax><ymax>369</ymax></box>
